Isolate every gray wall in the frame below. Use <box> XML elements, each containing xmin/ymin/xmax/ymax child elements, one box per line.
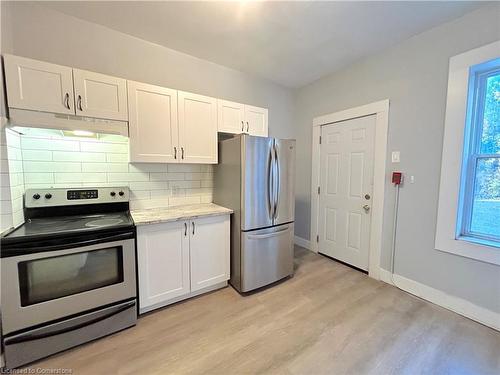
<box><xmin>0</xmin><ymin>2</ymin><xmax>294</xmax><ymax>139</ymax></box>
<box><xmin>294</xmin><ymin>4</ymin><xmax>500</xmax><ymax>313</ymax></box>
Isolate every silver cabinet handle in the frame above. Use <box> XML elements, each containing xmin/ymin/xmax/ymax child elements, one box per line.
<box><xmin>192</xmin><ymin>221</ymin><xmax>195</xmax><ymax>235</ymax></box>
<box><xmin>241</xmin><ymin>120</ymin><xmax>244</xmax><ymax>132</ymax></box>
<box><xmin>64</xmin><ymin>93</ymin><xmax>70</xmax><ymax>109</ymax></box>
<box><xmin>174</xmin><ymin>147</ymin><xmax>177</xmax><ymax>159</ymax></box>
<box><xmin>181</xmin><ymin>147</ymin><xmax>184</xmax><ymax>159</ymax></box>
<box><xmin>77</xmin><ymin>95</ymin><xmax>83</xmax><ymax>111</ymax></box>
<box><xmin>246</xmin><ymin>121</ymin><xmax>249</xmax><ymax>133</ymax></box>
<box><xmin>184</xmin><ymin>222</ymin><xmax>187</xmax><ymax>236</ymax></box>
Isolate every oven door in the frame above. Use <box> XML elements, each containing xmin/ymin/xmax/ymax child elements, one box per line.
<box><xmin>1</xmin><ymin>239</ymin><xmax>136</xmax><ymax>335</ymax></box>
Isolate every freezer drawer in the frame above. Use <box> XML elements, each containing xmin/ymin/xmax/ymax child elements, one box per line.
<box><xmin>240</xmin><ymin>223</ymin><xmax>294</xmax><ymax>292</ymax></box>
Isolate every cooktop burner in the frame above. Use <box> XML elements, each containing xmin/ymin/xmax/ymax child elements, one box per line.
<box><xmin>4</xmin><ymin>212</ymin><xmax>134</xmax><ymax>240</ymax></box>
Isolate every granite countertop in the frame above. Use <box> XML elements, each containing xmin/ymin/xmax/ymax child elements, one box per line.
<box><xmin>131</xmin><ymin>203</ymin><xmax>233</xmax><ymax>226</ymax></box>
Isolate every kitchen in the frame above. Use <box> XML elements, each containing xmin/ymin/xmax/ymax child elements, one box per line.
<box><xmin>1</xmin><ymin>1</ymin><xmax>499</xmax><ymax>374</ymax></box>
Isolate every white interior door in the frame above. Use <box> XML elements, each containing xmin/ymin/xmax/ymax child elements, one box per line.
<box><xmin>128</xmin><ymin>81</ymin><xmax>179</xmax><ymax>163</ymax></box>
<box><xmin>318</xmin><ymin>115</ymin><xmax>376</xmax><ymax>270</ymax></box>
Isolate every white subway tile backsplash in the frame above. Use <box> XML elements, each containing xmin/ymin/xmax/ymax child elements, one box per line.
<box><xmin>52</xmin><ymin>151</ymin><xmax>107</xmax><ymax>163</ymax></box>
<box><xmin>106</xmin><ymin>153</ymin><xmax>129</xmax><ymax>163</ymax></box>
<box><xmin>21</xmin><ymin>137</ymin><xmax>79</xmax><ymax>151</ymax></box>
<box><xmin>54</xmin><ymin>173</ymin><xmax>107</xmax><ymax>183</ymax></box>
<box><xmin>22</xmin><ymin>149</ymin><xmax>52</xmax><ymax>161</ymax></box>
<box><xmin>82</xmin><ymin>163</ymin><xmax>128</xmax><ymax>173</ymax></box>
<box><xmin>25</xmin><ymin>172</ymin><xmax>53</xmax><ymax>184</ymax></box>
<box><xmin>107</xmin><ymin>172</ymin><xmax>150</xmax><ymax>182</ymax></box>
<box><xmin>10</xmin><ymin>133</ymin><xmax>214</xmax><ymax>210</ymax></box>
<box><xmin>23</xmin><ymin>161</ymin><xmax>81</xmax><ymax>173</ymax></box>
<box><xmin>81</xmin><ymin>142</ymin><xmax>128</xmax><ymax>153</ymax></box>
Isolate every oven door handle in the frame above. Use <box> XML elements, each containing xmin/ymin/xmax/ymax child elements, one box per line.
<box><xmin>5</xmin><ymin>232</ymin><xmax>134</xmax><ymax>255</ymax></box>
<box><xmin>5</xmin><ymin>300</ymin><xmax>136</xmax><ymax>345</ymax></box>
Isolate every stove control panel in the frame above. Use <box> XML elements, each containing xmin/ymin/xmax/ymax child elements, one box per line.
<box><xmin>25</xmin><ymin>187</ymin><xmax>129</xmax><ymax>208</ymax></box>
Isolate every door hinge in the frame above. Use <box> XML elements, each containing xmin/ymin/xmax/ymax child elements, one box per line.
<box><xmin>316</xmin><ymin>235</ymin><xmax>319</xmax><ymax>242</ymax></box>
<box><xmin>319</xmin><ymin>136</ymin><xmax>322</xmax><ymax>144</ymax></box>
<box><xmin>317</xmin><ymin>186</ymin><xmax>320</xmax><ymax>195</ymax></box>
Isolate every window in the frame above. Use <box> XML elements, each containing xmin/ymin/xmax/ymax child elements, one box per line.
<box><xmin>435</xmin><ymin>41</ymin><xmax>500</xmax><ymax>265</ymax></box>
<box><xmin>458</xmin><ymin>59</ymin><xmax>500</xmax><ymax>245</ymax></box>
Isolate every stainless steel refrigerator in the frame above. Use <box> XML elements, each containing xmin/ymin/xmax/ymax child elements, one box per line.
<box><xmin>214</xmin><ymin>134</ymin><xmax>295</xmax><ymax>292</ymax></box>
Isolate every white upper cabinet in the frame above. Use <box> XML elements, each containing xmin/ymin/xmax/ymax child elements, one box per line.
<box><xmin>244</xmin><ymin>105</ymin><xmax>268</xmax><ymax>137</ymax></box>
<box><xmin>217</xmin><ymin>99</ymin><xmax>245</xmax><ymax>134</ymax></box>
<box><xmin>128</xmin><ymin>81</ymin><xmax>178</xmax><ymax>163</ymax></box>
<box><xmin>73</xmin><ymin>69</ymin><xmax>128</xmax><ymax>121</ymax></box>
<box><xmin>190</xmin><ymin>215</ymin><xmax>230</xmax><ymax>292</ymax></box>
<box><xmin>178</xmin><ymin>91</ymin><xmax>218</xmax><ymax>164</ymax></box>
<box><xmin>4</xmin><ymin>54</ymin><xmax>75</xmax><ymax>115</ymax></box>
<box><xmin>216</xmin><ymin>99</ymin><xmax>268</xmax><ymax>137</ymax></box>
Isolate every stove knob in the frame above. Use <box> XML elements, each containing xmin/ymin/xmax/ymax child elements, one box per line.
<box><xmin>45</xmin><ymin>193</ymin><xmax>52</xmax><ymax>199</ymax></box>
<box><xmin>119</xmin><ymin>191</ymin><xmax>125</xmax><ymax>197</ymax></box>
<box><xmin>110</xmin><ymin>191</ymin><xmax>116</xmax><ymax>197</ymax></box>
<box><xmin>33</xmin><ymin>193</ymin><xmax>41</xmax><ymax>200</ymax></box>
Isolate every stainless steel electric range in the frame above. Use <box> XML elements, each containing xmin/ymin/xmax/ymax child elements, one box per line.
<box><xmin>1</xmin><ymin>187</ymin><xmax>137</xmax><ymax>369</ymax></box>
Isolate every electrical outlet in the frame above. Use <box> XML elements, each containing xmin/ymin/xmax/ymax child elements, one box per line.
<box><xmin>391</xmin><ymin>151</ymin><xmax>400</xmax><ymax>163</ymax></box>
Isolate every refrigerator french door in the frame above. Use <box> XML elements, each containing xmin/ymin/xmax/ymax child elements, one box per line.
<box><xmin>215</xmin><ymin>134</ymin><xmax>296</xmax><ymax>292</ymax></box>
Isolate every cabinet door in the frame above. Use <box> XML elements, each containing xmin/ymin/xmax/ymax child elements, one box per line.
<box><xmin>73</xmin><ymin>69</ymin><xmax>128</xmax><ymax>121</ymax></box>
<box><xmin>137</xmin><ymin>221</ymin><xmax>190</xmax><ymax>310</ymax></box>
<box><xmin>245</xmin><ymin>105</ymin><xmax>268</xmax><ymax>137</ymax></box>
<box><xmin>4</xmin><ymin>54</ymin><xmax>75</xmax><ymax>115</ymax></box>
<box><xmin>189</xmin><ymin>215</ymin><xmax>230</xmax><ymax>292</ymax></box>
<box><xmin>217</xmin><ymin>99</ymin><xmax>245</xmax><ymax>134</ymax></box>
<box><xmin>178</xmin><ymin>91</ymin><xmax>217</xmax><ymax>164</ymax></box>
<box><xmin>128</xmin><ymin>81</ymin><xmax>179</xmax><ymax>163</ymax></box>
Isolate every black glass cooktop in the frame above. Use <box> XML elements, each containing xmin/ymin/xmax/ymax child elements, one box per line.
<box><xmin>3</xmin><ymin>212</ymin><xmax>134</xmax><ymax>241</ymax></box>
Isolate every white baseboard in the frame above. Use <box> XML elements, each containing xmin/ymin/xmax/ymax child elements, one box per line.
<box><xmin>294</xmin><ymin>235</ymin><xmax>311</xmax><ymax>250</ymax></box>
<box><xmin>379</xmin><ymin>268</ymin><xmax>499</xmax><ymax>331</ymax></box>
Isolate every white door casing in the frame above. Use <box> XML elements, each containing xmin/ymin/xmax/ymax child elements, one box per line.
<box><xmin>310</xmin><ymin>100</ymin><xmax>389</xmax><ymax>280</ymax></box>
<box><xmin>128</xmin><ymin>81</ymin><xmax>179</xmax><ymax>163</ymax></box>
<box><xmin>73</xmin><ymin>68</ymin><xmax>128</xmax><ymax>121</ymax></box>
<box><xmin>178</xmin><ymin>91</ymin><xmax>218</xmax><ymax>164</ymax></box>
<box><xmin>4</xmin><ymin>54</ymin><xmax>75</xmax><ymax>115</ymax></box>
<box><xmin>319</xmin><ymin>116</ymin><xmax>376</xmax><ymax>270</ymax></box>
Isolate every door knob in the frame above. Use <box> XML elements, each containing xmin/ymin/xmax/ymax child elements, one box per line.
<box><xmin>363</xmin><ymin>204</ymin><xmax>370</xmax><ymax>212</ymax></box>
<box><xmin>364</xmin><ymin>194</ymin><xmax>371</xmax><ymax>200</ymax></box>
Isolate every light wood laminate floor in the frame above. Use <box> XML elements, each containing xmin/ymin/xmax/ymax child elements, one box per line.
<box><xmin>30</xmin><ymin>246</ymin><xmax>499</xmax><ymax>374</ymax></box>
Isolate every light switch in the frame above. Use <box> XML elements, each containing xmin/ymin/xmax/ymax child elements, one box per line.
<box><xmin>391</xmin><ymin>151</ymin><xmax>400</xmax><ymax>163</ymax></box>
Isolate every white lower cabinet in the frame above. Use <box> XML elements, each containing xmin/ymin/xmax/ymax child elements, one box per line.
<box><xmin>137</xmin><ymin>215</ymin><xmax>230</xmax><ymax>313</ymax></box>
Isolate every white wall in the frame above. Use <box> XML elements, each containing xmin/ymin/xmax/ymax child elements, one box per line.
<box><xmin>15</xmin><ymin>128</ymin><xmax>213</xmax><ymax>210</ymax></box>
<box><xmin>294</xmin><ymin>4</ymin><xmax>500</xmax><ymax>313</ymax></box>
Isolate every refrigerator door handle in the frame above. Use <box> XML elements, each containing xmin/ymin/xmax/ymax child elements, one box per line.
<box><xmin>267</xmin><ymin>146</ymin><xmax>275</xmax><ymax>219</ymax></box>
<box><xmin>247</xmin><ymin>226</ymin><xmax>290</xmax><ymax>239</ymax></box>
<box><xmin>273</xmin><ymin>143</ymin><xmax>280</xmax><ymax>220</ymax></box>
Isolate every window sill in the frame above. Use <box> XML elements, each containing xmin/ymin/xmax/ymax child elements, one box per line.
<box><xmin>458</xmin><ymin>235</ymin><xmax>500</xmax><ymax>250</ymax></box>
<box><xmin>435</xmin><ymin>235</ymin><xmax>500</xmax><ymax>266</ymax></box>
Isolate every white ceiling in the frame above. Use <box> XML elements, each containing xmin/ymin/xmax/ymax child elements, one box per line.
<box><xmin>40</xmin><ymin>1</ymin><xmax>484</xmax><ymax>88</ymax></box>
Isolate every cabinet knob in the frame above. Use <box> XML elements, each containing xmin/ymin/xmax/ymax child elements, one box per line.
<box><xmin>33</xmin><ymin>193</ymin><xmax>41</xmax><ymax>200</ymax></box>
<box><xmin>110</xmin><ymin>191</ymin><xmax>116</xmax><ymax>197</ymax></box>
<box><xmin>45</xmin><ymin>193</ymin><xmax>52</xmax><ymax>199</ymax></box>
<box><xmin>119</xmin><ymin>191</ymin><xmax>125</xmax><ymax>197</ymax></box>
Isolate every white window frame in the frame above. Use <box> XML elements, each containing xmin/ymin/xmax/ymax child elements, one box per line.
<box><xmin>436</xmin><ymin>40</ymin><xmax>500</xmax><ymax>265</ymax></box>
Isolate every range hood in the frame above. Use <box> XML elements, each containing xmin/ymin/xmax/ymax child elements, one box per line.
<box><xmin>8</xmin><ymin>108</ymin><xmax>129</xmax><ymax>137</ymax></box>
